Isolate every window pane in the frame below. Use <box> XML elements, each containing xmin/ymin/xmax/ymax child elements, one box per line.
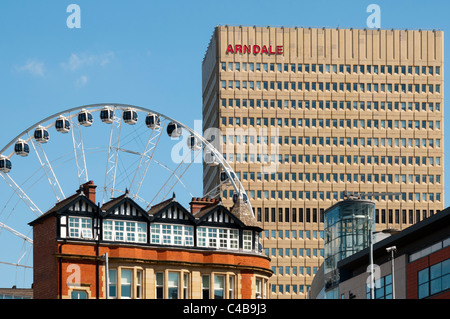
<box><xmin>121</xmin><ymin>269</ymin><xmax>132</xmax><ymax>298</ymax></box>
<box><xmin>214</xmin><ymin>275</ymin><xmax>224</xmax><ymax>299</ymax></box>
<box><xmin>385</xmin><ymin>283</ymin><xmax>392</xmax><ymax>295</ymax></box>
<box><xmin>136</xmin><ymin>270</ymin><xmax>142</xmax><ymax>299</ymax></box>
<box><xmin>443</xmin><ymin>259</ymin><xmax>450</xmax><ymax>275</ymax></box>
<box><xmin>430</xmin><ymin>263</ymin><xmax>442</xmax><ymax>280</ymax></box>
<box><xmin>229</xmin><ymin>276</ymin><xmax>235</xmax><ymax>299</ymax></box>
<box><xmin>71</xmin><ymin>290</ymin><xmax>87</xmax><ymax>299</ymax></box>
<box><xmin>418</xmin><ymin>269</ymin><xmax>429</xmax><ymax>284</ymax></box>
<box><xmin>430</xmin><ymin>278</ymin><xmax>442</xmax><ymax>295</ymax></box>
<box><xmin>109</xmin><ymin>269</ymin><xmax>117</xmax><ymax>298</ymax></box>
<box><xmin>442</xmin><ymin>258</ymin><xmax>450</xmax><ymax>275</ymax></box>
<box><xmin>442</xmin><ymin>274</ymin><xmax>450</xmax><ymax>291</ymax></box>
<box><xmin>156</xmin><ymin>272</ymin><xmax>164</xmax><ymax>299</ymax></box>
<box><xmin>168</xmin><ymin>272</ymin><xmax>179</xmax><ymax>299</ymax></box>
<box><xmin>202</xmin><ymin>275</ymin><xmax>210</xmax><ymax>299</ymax></box>
<box><xmin>418</xmin><ymin>283</ymin><xmax>429</xmax><ymax>299</ymax></box>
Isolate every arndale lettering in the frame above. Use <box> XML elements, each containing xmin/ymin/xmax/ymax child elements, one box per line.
<box><xmin>226</xmin><ymin>44</ymin><xmax>283</xmax><ymax>55</ymax></box>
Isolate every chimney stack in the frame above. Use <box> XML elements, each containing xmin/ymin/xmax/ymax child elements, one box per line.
<box><xmin>81</xmin><ymin>180</ymin><xmax>97</xmax><ymax>203</ymax></box>
<box><xmin>189</xmin><ymin>197</ymin><xmax>219</xmax><ymax>214</ymax></box>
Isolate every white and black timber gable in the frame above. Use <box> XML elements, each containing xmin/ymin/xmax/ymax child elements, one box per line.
<box><xmin>195</xmin><ymin>203</ymin><xmax>244</xmax><ymax>228</ymax></box>
<box><xmin>148</xmin><ymin>197</ymin><xmax>196</xmax><ymax>225</ymax></box>
<box><xmin>100</xmin><ymin>193</ymin><xmax>150</xmax><ymax>222</ymax></box>
<box><xmin>30</xmin><ymin>182</ymin><xmax>263</xmax><ymax>254</ymax></box>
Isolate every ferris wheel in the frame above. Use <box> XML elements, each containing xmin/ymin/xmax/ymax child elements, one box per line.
<box><xmin>0</xmin><ymin>103</ymin><xmax>250</xmax><ymax>289</ymax></box>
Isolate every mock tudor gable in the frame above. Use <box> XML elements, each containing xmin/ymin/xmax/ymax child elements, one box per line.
<box><xmin>101</xmin><ymin>192</ymin><xmax>150</xmax><ymax>221</ymax></box>
<box><xmin>148</xmin><ymin>196</ymin><xmax>196</xmax><ymax>224</ymax></box>
<box><xmin>195</xmin><ymin>202</ymin><xmax>243</xmax><ymax>227</ymax></box>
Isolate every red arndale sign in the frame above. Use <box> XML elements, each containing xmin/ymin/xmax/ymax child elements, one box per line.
<box><xmin>226</xmin><ymin>44</ymin><xmax>283</xmax><ymax>55</ymax></box>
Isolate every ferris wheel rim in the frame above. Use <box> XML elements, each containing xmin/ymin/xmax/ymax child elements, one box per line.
<box><xmin>0</xmin><ymin>103</ymin><xmax>251</xmax><ymax>211</ymax></box>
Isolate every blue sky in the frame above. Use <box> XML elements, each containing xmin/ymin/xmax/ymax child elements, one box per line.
<box><xmin>0</xmin><ymin>0</ymin><xmax>449</xmax><ymax>289</ymax></box>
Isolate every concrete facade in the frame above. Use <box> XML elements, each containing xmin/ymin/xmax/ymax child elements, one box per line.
<box><xmin>202</xmin><ymin>25</ymin><xmax>444</xmax><ymax>298</ymax></box>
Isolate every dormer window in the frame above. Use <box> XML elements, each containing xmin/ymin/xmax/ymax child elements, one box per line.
<box><xmin>68</xmin><ymin>217</ymin><xmax>93</xmax><ymax>239</ymax></box>
<box><xmin>103</xmin><ymin>220</ymin><xmax>147</xmax><ymax>243</ymax></box>
<box><xmin>150</xmin><ymin>223</ymin><xmax>194</xmax><ymax>246</ymax></box>
<box><xmin>197</xmin><ymin>227</ymin><xmax>239</xmax><ymax>250</ymax></box>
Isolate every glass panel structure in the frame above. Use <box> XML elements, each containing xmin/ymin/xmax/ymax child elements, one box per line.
<box><xmin>324</xmin><ymin>199</ymin><xmax>375</xmax><ymax>298</ymax></box>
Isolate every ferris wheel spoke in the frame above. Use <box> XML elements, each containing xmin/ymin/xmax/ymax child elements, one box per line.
<box><xmin>146</xmin><ymin>149</ymin><xmax>198</xmax><ymax>209</ymax></box>
<box><xmin>0</xmin><ymin>221</ymin><xmax>33</xmax><ymax>244</ymax></box>
<box><xmin>70</xmin><ymin>115</ymin><xmax>89</xmax><ymax>185</ymax></box>
<box><xmin>29</xmin><ymin>138</ymin><xmax>65</xmax><ymax>202</ymax></box>
<box><xmin>0</xmin><ymin>172</ymin><xmax>42</xmax><ymax>216</ymax></box>
<box><xmin>202</xmin><ymin>180</ymin><xmax>229</xmax><ymax>199</ymax></box>
<box><xmin>128</xmin><ymin>119</ymin><xmax>166</xmax><ymax>200</ymax></box>
<box><xmin>159</xmin><ymin>149</ymin><xmax>202</xmax><ymax>201</ymax></box>
<box><xmin>102</xmin><ymin>110</ymin><xmax>122</xmax><ymax>203</ymax></box>
<box><xmin>0</xmin><ymin>260</ymin><xmax>33</xmax><ymax>269</ymax></box>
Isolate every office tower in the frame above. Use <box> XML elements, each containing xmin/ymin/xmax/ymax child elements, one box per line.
<box><xmin>202</xmin><ymin>25</ymin><xmax>444</xmax><ymax>299</ymax></box>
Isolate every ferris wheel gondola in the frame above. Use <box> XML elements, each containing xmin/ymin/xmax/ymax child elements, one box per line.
<box><xmin>220</xmin><ymin>171</ymin><xmax>235</xmax><ymax>184</ymax></box>
<box><xmin>187</xmin><ymin>134</ymin><xmax>202</xmax><ymax>151</ymax></box>
<box><xmin>233</xmin><ymin>192</ymin><xmax>248</xmax><ymax>204</ymax></box>
<box><xmin>145</xmin><ymin>113</ymin><xmax>160</xmax><ymax>129</ymax></box>
<box><xmin>14</xmin><ymin>139</ymin><xmax>30</xmax><ymax>157</ymax></box>
<box><xmin>204</xmin><ymin>150</ymin><xmax>219</xmax><ymax>166</ymax></box>
<box><xmin>78</xmin><ymin>109</ymin><xmax>93</xmax><ymax>127</ymax></box>
<box><xmin>0</xmin><ymin>155</ymin><xmax>12</xmax><ymax>173</ymax></box>
<box><xmin>123</xmin><ymin>108</ymin><xmax>138</xmax><ymax>125</ymax></box>
<box><xmin>34</xmin><ymin>126</ymin><xmax>49</xmax><ymax>143</ymax></box>
<box><xmin>55</xmin><ymin>116</ymin><xmax>70</xmax><ymax>133</ymax></box>
<box><xmin>100</xmin><ymin>106</ymin><xmax>115</xmax><ymax>124</ymax></box>
<box><xmin>167</xmin><ymin>121</ymin><xmax>182</xmax><ymax>138</ymax></box>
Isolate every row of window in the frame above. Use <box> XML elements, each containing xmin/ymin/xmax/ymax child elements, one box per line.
<box><xmin>223</xmin><ymin>152</ymin><xmax>442</xmax><ymax>165</ymax></box>
<box><xmin>222</xmin><ymin>117</ymin><xmax>441</xmax><ymax>131</ymax></box>
<box><xmin>418</xmin><ymin>259</ymin><xmax>450</xmax><ymax>299</ymax></box>
<box><xmin>197</xmin><ymin>227</ymin><xmax>254</xmax><ymax>251</ymax></box>
<box><xmin>271</xmin><ymin>284</ymin><xmax>309</xmax><ymax>295</ymax></box>
<box><xmin>236</xmin><ymin>171</ymin><xmax>441</xmax><ymax>184</ymax></box>
<box><xmin>0</xmin><ymin>294</ymin><xmax>31</xmax><ymax>299</ymax></box>
<box><xmin>221</xmin><ymin>61</ymin><xmax>441</xmax><ymax>76</ymax></box>
<box><xmin>103</xmin><ymin>220</ymin><xmax>147</xmax><ymax>243</ymax></box>
<box><xmin>68</xmin><ymin>218</ymin><xmax>259</xmax><ymax>252</ymax></box>
<box><xmin>252</xmin><ymin>206</ymin><xmax>438</xmax><ymax>225</ymax></box>
<box><xmin>239</xmin><ymin>190</ymin><xmax>442</xmax><ymax>202</ymax></box>
<box><xmin>410</xmin><ymin>237</ymin><xmax>450</xmax><ymax>263</ymax></box>
<box><xmin>150</xmin><ymin>223</ymin><xmax>194</xmax><ymax>246</ymax></box>
<box><xmin>265</xmin><ymin>247</ymin><xmax>324</xmax><ymax>258</ymax></box>
<box><xmin>224</xmin><ymin>137</ymin><xmax>442</xmax><ymax>150</ymax></box>
<box><xmin>263</xmin><ymin>229</ymin><xmax>323</xmax><ymax>240</ymax></box>
<box><xmin>221</xmin><ymin>99</ymin><xmax>441</xmax><ymax>112</ymax></box>
<box><xmin>107</xmin><ymin>268</ymin><xmax>268</xmax><ymax>299</ymax></box>
<box><xmin>365</xmin><ymin>274</ymin><xmax>393</xmax><ymax>299</ymax></box>
<box><xmin>271</xmin><ymin>265</ymin><xmax>319</xmax><ymax>276</ymax></box>
<box><xmin>221</xmin><ymin>79</ymin><xmax>441</xmax><ymax>94</ymax></box>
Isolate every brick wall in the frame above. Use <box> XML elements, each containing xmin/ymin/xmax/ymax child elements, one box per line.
<box><xmin>61</xmin><ymin>243</ymin><xmax>271</xmax><ymax>271</ymax></box>
<box><xmin>54</xmin><ymin>243</ymin><xmax>271</xmax><ymax>299</ymax></box>
<box><xmin>240</xmin><ymin>271</ymin><xmax>254</xmax><ymax>299</ymax></box>
<box><xmin>32</xmin><ymin>216</ymin><xmax>59</xmax><ymax>299</ymax></box>
<box><xmin>407</xmin><ymin>246</ymin><xmax>450</xmax><ymax>299</ymax></box>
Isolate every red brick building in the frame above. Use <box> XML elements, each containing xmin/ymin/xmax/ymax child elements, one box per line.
<box><xmin>29</xmin><ymin>181</ymin><xmax>272</xmax><ymax>299</ymax></box>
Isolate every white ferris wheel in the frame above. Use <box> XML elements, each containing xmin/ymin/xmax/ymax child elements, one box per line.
<box><xmin>0</xmin><ymin>103</ymin><xmax>250</xmax><ymax>288</ymax></box>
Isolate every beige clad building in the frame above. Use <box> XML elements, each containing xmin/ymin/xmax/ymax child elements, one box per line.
<box><xmin>201</xmin><ymin>25</ymin><xmax>444</xmax><ymax>299</ymax></box>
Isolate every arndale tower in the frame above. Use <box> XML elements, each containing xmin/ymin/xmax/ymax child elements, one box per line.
<box><xmin>202</xmin><ymin>25</ymin><xmax>444</xmax><ymax>299</ymax></box>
